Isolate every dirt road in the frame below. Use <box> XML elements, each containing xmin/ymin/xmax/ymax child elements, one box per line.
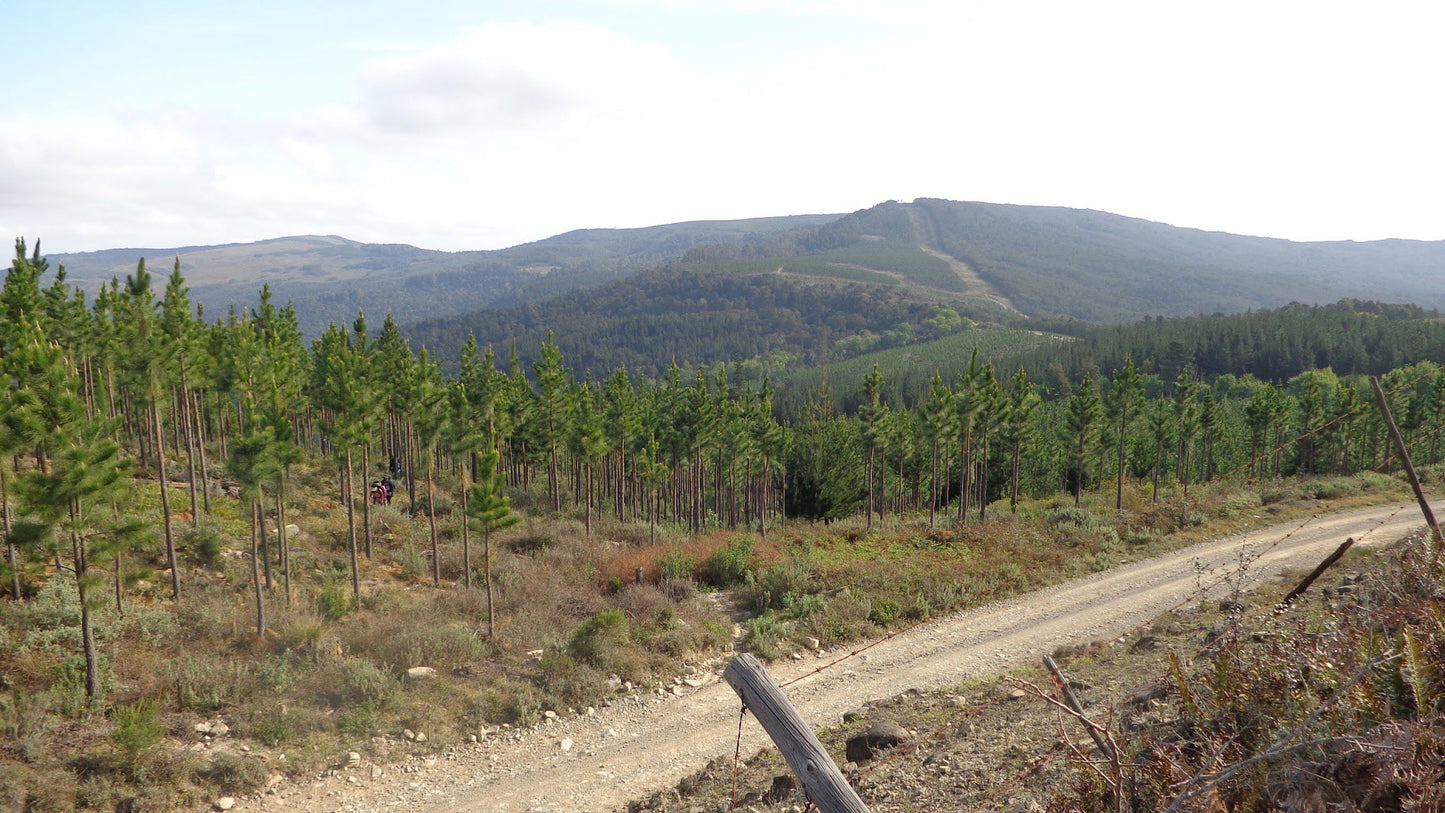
<box><xmin>268</xmin><ymin>503</ymin><xmax>1423</xmax><ymax>813</ymax></box>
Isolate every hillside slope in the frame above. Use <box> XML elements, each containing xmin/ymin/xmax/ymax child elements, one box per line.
<box><xmin>47</xmin><ymin>215</ymin><xmax>839</xmax><ymax>336</ymax></box>
<box><xmin>908</xmin><ymin>198</ymin><xmax>1445</xmax><ymax>321</ymax></box>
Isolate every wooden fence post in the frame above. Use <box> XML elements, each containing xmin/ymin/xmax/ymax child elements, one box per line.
<box><xmin>723</xmin><ymin>654</ymin><xmax>872</xmax><ymax>813</ymax></box>
<box><xmin>1370</xmin><ymin>376</ymin><xmax>1442</xmax><ymax>555</ymax></box>
<box><xmin>1275</xmin><ymin>537</ymin><xmax>1355</xmax><ymax>613</ymax></box>
<box><xmin>1042</xmin><ymin>655</ymin><xmax>1115</xmax><ymax>763</ymax></box>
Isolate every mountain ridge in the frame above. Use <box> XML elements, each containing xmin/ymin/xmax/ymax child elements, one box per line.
<box><xmin>42</xmin><ymin>200</ymin><xmax>1445</xmax><ymax>343</ymax></box>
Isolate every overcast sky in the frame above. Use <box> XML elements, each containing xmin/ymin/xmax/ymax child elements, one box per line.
<box><xmin>6</xmin><ymin>1</ymin><xmax>1444</xmax><ymax>254</ymax></box>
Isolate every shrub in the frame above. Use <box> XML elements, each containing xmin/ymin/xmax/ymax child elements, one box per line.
<box><xmin>316</xmin><ymin>659</ymin><xmax>395</xmax><ymax>709</ymax></box>
<box><xmin>194</xmin><ymin>752</ymin><xmax>271</xmax><ymax>795</ymax></box>
<box><xmin>568</xmin><ymin>608</ymin><xmax>630</xmax><ymax>665</ymax></box>
<box><xmin>1354</xmin><ymin>471</ymin><xmax>1396</xmax><ymax>491</ymax></box>
<box><xmin>750</xmin><ymin>561</ymin><xmax>814</xmax><ymax>614</ymax></box>
<box><xmin>379</xmin><ymin>625</ymin><xmax>484</xmax><ymax>673</ymax></box>
<box><xmin>181</xmin><ymin>524</ymin><xmax>225</xmax><ymax>567</ymax></box>
<box><xmin>705</xmin><ymin>536</ymin><xmax>755</xmax><ymax>587</ymax></box>
<box><xmin>783</xmin><ymin>591</ymin><xmax>827</xmax><ymax>619</ymax></box>
<box><xmin>110</xmin><ymin>699</ymin><xmax>164</xmax><ymax>760</ymax></box>
<box><xmin>657</xmin><ymin>549</ymin><xmax>696</xmax><ymax>583</ymax></box>
<box><xmin>867</xmin><ymin>598</ymin><xmax>900</xmax><ymax>626</ymax></box>
<box><xmin>1045</xmin><ymin>506</ymin><xmax>1100</xmax><ymax>529</ymax></box>
<box><xmin>164</xmin><ymin>656</ymin><xmax>250</xmax><ymax>713</ymax></box>
<box><xmin>244</xmin><ymin>709</ymin><xmax>296</xmax><ymax>747</ymax></box>
<box><xmin>741</xmin><ymin>616</ymin><xmax>786</xmax><ymax>661</ymax></box>
<box><xmin>315</xmin><ymin>583</ymin><xmax>351</xmax><ymax>622</ymax></box>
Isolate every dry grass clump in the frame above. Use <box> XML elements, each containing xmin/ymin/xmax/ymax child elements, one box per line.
<box><xmin>1050</xmin><ymin>532</ymin><xmax>1445</xmax><ymax>812</ymax></box>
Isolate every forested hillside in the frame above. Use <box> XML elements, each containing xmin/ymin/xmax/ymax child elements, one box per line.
<box><xmin>402</xmin><ymin>265</ymin><xmax>998</xmax><ymax>379</ymax></box>
<box><xmin>908</xmin><ymin>198</ymin><xmax>1445</xmax><ymax>320</ymax></box>
<box><xmin>48</xmin><ymin>215</ymin><xmax>839</xmax><ymax>337</ymax></box>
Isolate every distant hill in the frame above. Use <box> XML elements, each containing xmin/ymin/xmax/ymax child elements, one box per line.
<box><xmin>401</xmin><ymin>199</ymin><xmax>1445</xmax><ymax>381</ymax></box>
<box><xmin>47</xmin><ymin>200</ymin><xmax>1445</xmax><ymax>361</ymax></box>
<box><xmin>47</xmin><ymin>215</ymin><xmax>840</xmax><ymax>336</ymax></box>
<box><xmin>902</xmin><ymin>199</ymin><xmax>1445</xmax><ymax>321</ymax></box>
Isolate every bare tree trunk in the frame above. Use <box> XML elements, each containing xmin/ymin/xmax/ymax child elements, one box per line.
<box><xmin>345</xmin><ymin>448</ymin><xmax>360</xmax><ymax>604</ymax></box>
<box><xmin>428</xmin><ymin>466</ymin><xmax>440</xmax><ymax>586</ymax></box>
<box><xmin>484</xmin><ymin>528</ymin><xmax>496</xmax><ymax>640</ymax></box>
<box><xmin>2</xmin><ymin>468</ymin><xmax>18</xmax><ymax>599</ymax></box>
<box><xmin>461</xmin><ymin>473</ymin><xmax>472</xmax><ymax>589</ymax></box>
<box><xmin>251</xmin><ymin>500</ymin><xmax>266</xmax><ymax>636</ymax></box>
<box><xmin>362</xmin><ymin>445</ymin><xmax>373</xmax><ymax>559</ymax></box>
<box><xmin>259</xmin><ymin>490</ymin><xmax>273</xmax><ymax>590</ymax></box>
<box><xmin>194</xmin><ymin>389</ymin><xmax>212</xmax><ymax>515</ymax></box>
<box><xmin>181</xmin><ymin>384</ymin><xmax>200</xmax><ymax>527</ymax></box>
<box><xmin>153</xmin><ymin>401</ymin><xmax>180</xmax><ymax>600</ymax></box>
<box><xmin>72</xmin><ymin>515</ymin><xmax>100</xmax><ymax>700</ymax></box>
<box><xmin>278</xmin><ymin>470</ymin><xmax>292</xmax><ymax>607</ymax></box>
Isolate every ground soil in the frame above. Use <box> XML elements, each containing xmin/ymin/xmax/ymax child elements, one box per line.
<box><xmin>239</xmin><ymin>502</ymin><xmax>1425</xmax><ymax>813</ymax></box>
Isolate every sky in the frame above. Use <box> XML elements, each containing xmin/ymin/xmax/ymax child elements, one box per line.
<box><xmin>5</xmin><ymin>0</ymin><xmax>1445</xmax><ymax>254</ymax></box>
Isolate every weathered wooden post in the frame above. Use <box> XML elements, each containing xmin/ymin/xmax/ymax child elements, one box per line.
<box><xmin>1370</xmin><ymin>376</ymin><xmax>1442</xmax><ymax>554</ymax></box>
<box><xmin>1275</xmin><ymin>537</ymin><xmax>1355</xmax><ymax>613</ymax></box>
<box><xmin>723</xmin><ymin>654</ymin><xmax>872</xmax><ymax>813</ymax></box>
<box><xmin>1042</xmin><ymin>655</ymin><xmax>1115</xmax><ymax>762</ymax></box>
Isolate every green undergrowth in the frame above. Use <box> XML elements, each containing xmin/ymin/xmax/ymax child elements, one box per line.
<box><xmin>680</xmin><ymin>471</ymin><xmax>1414</xmax><ymax>662</ymax></box>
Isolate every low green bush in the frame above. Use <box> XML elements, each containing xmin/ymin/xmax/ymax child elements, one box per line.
<box><xmin>705</xmin><ymin>536</ymin><xmax>754</xmax><ymax>587</ymax></box>
<box><xmin>109</xmin><ymin>699</ymin><xmax>164</xmax><ymax>760</ymax></box>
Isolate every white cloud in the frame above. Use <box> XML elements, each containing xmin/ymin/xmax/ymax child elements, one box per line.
<box><xmin>355</xmin><ymin>21</ymin><xmax>697</xmax><ymax>135</ymax></box>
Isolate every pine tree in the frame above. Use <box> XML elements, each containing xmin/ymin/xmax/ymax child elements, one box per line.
<box><xmin>11</xmin><ymin>335</ymin><xmax>144</xmax><ymax>701</ymax></box>
<box><xmin>120</xmin><ymin>259</ymin><xmax>182</xmax><ymax>599</ymax></box>
<box><xmin>954</xmin><ymin>348</ymin><xmax>987</xmax><ymax>521</ymax></box>
<box><xmin>1065</xmin><ymin>373</ymin><xmax>1103</xmax><ymax>507</ymax></box>
<box><xmin>1172</xmin><ymin>370</ymin><xmax>1199</xmax><ymax>490</ymax></box>
<box><xmin>533</xmin><ymin>334</ymin><xmax>570</xmax><ymax>513</ymax></box>
<box><xmin>411</xmin><ymin>349</ymin><xmax>449</xmax><ymax>585</ymax></box>
<box><xmin>466</xmin><ymin>450</ymin><xmax>519</xmax><ymax>640</ymax></box>
<box><xmin>569</xmin><ymin>375</ymin><xmax>609</xmax><ymax>536</ymax></box>
<box><xmin>859</xmin><ymin>364</ymin><xmax>885</xmax><ymax>528</ymax></box>
<box><xmin>923</xmin><ymin>373</ymin><xmax>954</xmax><ymax>527</ymax></box>
<box><xmin>226</xmin><ymin>428</ymin><xmax>280</xmax><ymax>635</ymax></box>
<box><xmin>1002</xmin><ymin>367</ymin><xmax>1038</xmax><ymax>514</ymax></box>
<box><xmin>1108</xmin><ymin>357</ymin><xmax>1143</xmax><ymax>510</ymax></box>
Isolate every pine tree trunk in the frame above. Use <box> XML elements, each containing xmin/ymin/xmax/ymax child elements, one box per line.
<box><xmin>361</xmin><ymin>445</ymin><xmax>373</xmax><ymax>559</ymax></box>
<box><xmin>461</xmin><ymin>475</ymin><xmax>472</xmax><ymax>589</ymax></box>
<box><xmin>279</xmin><ymin>471</ymin><xmax>292</xmax><ymax>607</ymax></box>
<box><xmin>180</xmin><ymin>385</ymin><xmax>199</xmax><ymax>526</ymax></box>
<box><xmin>484</xmin><ymin>528</ymin><xmax>495</xmax><ymax>639</ymax></box>
<box><xmin>113</xmin><ymin>545</ymin><xmax>124</xmax><ymax>616</ymax></box>
<box><xmin>345</xmin><ymin>448</ymin><xmax>360</xmax><ymax>604</ymax></box>
<box><xmin>428</xmin><ymin>466</ymin><xmax>440</xmax><ymax>586</ymax></box>
<box><xmin>1010</xmin><ymin>441</ymin><xmax>1022</xmax><ymax>513</ymax></box>
<box><xmin>406</xmin><ymin>425</ymin><xmax>418</xmax><ymax>512</ymax></box>
<box><xmin>584</xmin><ymin>462</ymin><xmax>593</xmax><ymax>536</ymax></box>
<box><xmin>71</xmin><ymin>514</ymin><xmax>100</xmax><ymax>699</ymax></box>
<box><xmin>259</xmin><ymin>490</ymin><xmax>273</xmax><ymax>591</ymax></box>
<box><xmin>153</xmin><ymin>400</ymin><xmax>180</xmax><ymax>600</ymax></box>
<box><xmin>251</xmin><ymin>500</ymin><xmax>266</xmax><ymax>636</ymax></box>
<box><xmin>194</xmin><ymin>389</ymin><xmax>212</xmax><ymax>515</ymax></box>
<box><xmin>760</xmin><ymin>457</ymin><xmax>770</xmax><ymax>538</ymax></box>
<box><xmin>2</xmin><ymin>467</ymin><xmax>18</xmax><ymax>600</ymax></box>
<box><xmin>959</xmin><ymin>434</ymin><xmax>973</xmax><ymax>521</ymax></box>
